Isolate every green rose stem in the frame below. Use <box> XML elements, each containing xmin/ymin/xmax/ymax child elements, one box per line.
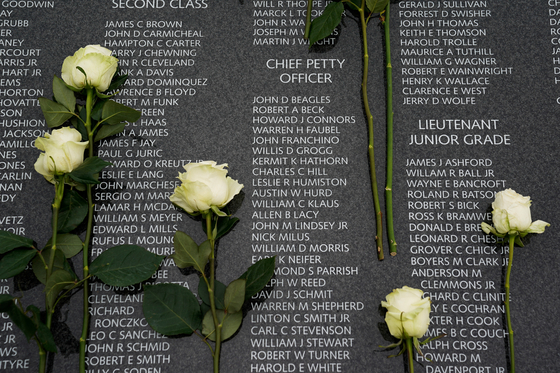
<box><xmin>504</xmin><ymin>235</ymin><xmax>515</xmax><ymax>372</ymax></box>
<box><xmin>405</xmin><ymin>338</ymin><xmax>415</xmax><ymax>373</ymax></box>
<box><xmin>39</xmin><ymin>175</ymin><xmax>65</xmax><ymax>373</ymax></box>
<box><xmin>79</xmin><ymin>88</ymin><xmax>96</xmax><ymax>373</ymax></box>
<box><xmin>358</xmin><ymin>0</ymin><xmax>384</xmax><ymax>260</ymax></box>
<box><xmin>205</xmin><ymin>212</ymin><xmax>222</xmax><ymax>373</ymax></box>
<box><xmin>38</xmin><ymin>344</ymin><xmax>46</xmax><ymax>373</ymax></box>
<box><xmin>382</xmin><ymin>3</ymin><xmax>396</xmax><ymax>256</ymax></box>
<box><xmin>304</xmin><ymin>0</ymin><xmax>312</xmax><ymax>39</ymax></box>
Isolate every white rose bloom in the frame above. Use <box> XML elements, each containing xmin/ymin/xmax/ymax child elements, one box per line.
<box><xmin>170</xmin><ymin>161</ymin><xmax>244</xmax><ymax>215</ymax></box>
<box><xmin>481</xmin><ymin>189</ymin><xmax>550</xmax><ymax>236</ymax></box>
<box><xmin>61</xmin><ymin>45</ymin><xmax>118</xmax><ymax>92</ymax></box>
<box><xmin>34</xmin><ymin>127</ymin><xmax>89</xmax><ymax>183</ymax></box>
<box><xmin>492</xmin><ymin>189</ymin><xmax>532</xmax><ymax>233</ymax></box>
<box><xmin>381</xmin><ymin>286</ymin><xmax>430</xmax><ymax>339</ymax></box>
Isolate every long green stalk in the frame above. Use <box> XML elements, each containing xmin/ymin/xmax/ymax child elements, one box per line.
<box><xmin>46</xmin><ymin>179</ymin><xmax>65</xmax><ymax>286</ymax></box>
<box><xmin>359</xmin><ymin>1</ymin><xmax>384</xmax><ymax>259</ymax></box>
<box><xmin>206</xmin><ymin>213</ymin><xmax>222</xmax><ymax>373</ymax></box>
<box><xmin>40</xmin><ymin>177</ymin><xmax>65</xmax><ymax>373</ymax></box>
<box><xmin>38</xmin><ymin>344</ymin><xmax>46</xmax><ymax>373</ymax></box>
<box><xmin>505</xmin><ymin>236</ymin><xmax>515</xmax><ymax>372</ymax></box>
<box><xmin>79</xmin><ymin>89</ymin><xmax>96</xmax><ymax>373</ymax></box>
<box><xmin>304</xmin><ymin>0</ymin><xmax>312</xmax><ymax>39</ymax></box>
<box><xmin>383</xmin><ymin>4</ymin><xmax>396</xmax><ymax>256</ymax></box>
<box><xmin>406</xmin><ymin>338</ymin><xmax>415</xmax><ymax>373</ymax></box>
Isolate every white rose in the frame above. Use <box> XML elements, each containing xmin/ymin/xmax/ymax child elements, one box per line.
<box><xmin>34</xmin><ymin>127</ymin><xmax>89</xmax><ymax>183</ymax></box>
<box><xmin>481</xmin><ymin>189</ymin><xmax>550</xmax><ymax>236</ymax></box>
<box><xmin>170</xmin><ymin>161</ymin><xmax>244</xmax><ymax>215</ymax></box>
<box><xmin>61</xmin><ymin>45</ymin><xmax>118</xmax><ymax>92</ymax></box>
<box><xmin>381</xmin><ymin>286</ymin><xmax>430</xmax><ymax>339</ymax></box>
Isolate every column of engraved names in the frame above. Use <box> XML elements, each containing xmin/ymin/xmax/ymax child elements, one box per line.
<box><xmin>0</xmin><ymin>4</ymin><xmax>53</xmax><ymax>371</ymax></box>
<box><xmin>406</xmin><ymin>121</ymin><xmax>511</xmax><ymax>371</ymax></box>
<box><xmin>252</xmin><ymin>0</ymin><xmax>335</xmax><ymax>47</ymax></box>
<box><xmin>398</xmin><ymin>0</ymin><xmax>512</xmax><ymax>106</ymax></box>
<box><xmin>249</xmin><ymin>94</ymin><xmax>361</xmax><ymax>373</ymax></box>
<box><xmin>0</xmin><ymin>6</ymin><xmax>46</xmax><ymax>217</ymax></box>
<box><xmin>549</xmin><ymin>1</ymin><xmax>560</xmax><ymax>90</ymax></box>
<box><xmin>398</xmin><ymin>2</ymin><xmax>514</xmax><ymax>369</ymax></box>
<box><xmin>85</xmin><ymin>17</ymin><xmax>207</xmax><ymax>373</ymax></box>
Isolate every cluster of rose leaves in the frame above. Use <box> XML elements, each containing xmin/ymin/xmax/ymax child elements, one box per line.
<box><xmin>0</xmin><ymin>47</ymin><xmax>276</xmax><ymax>363</ymax></box>
<box><xmin>0</xmin><ymin>65</ymin><xmax>165</xmax><ymax>353</ymax></box>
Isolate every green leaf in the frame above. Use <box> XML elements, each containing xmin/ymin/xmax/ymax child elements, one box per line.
<box><xmin>71</xmin><ymin>110</ymin><xmax>88</xmax><ymax>141</ymax></box>
<box><xmin>0</xmin><ymin>294</ymin><xmax>14</xmax><ymax>312</ymax></box>
<box><xmin>38</xmin><ymin>98</ymin><xmax>74</xmax><ymax>128</ymax></box>
<box><xmin>68</xmin><ymin>156</ymin><xmax>112</xmax><ymax>184</ymax></box>
<box><xmin>32</xmin><ymin>247</ymin><xmax>67</xmax><ymax>285</ymax></box>
<box><xmin>0</xmin><ymin>230</ymin><xmax>34</xmax><ymax>254</ymax></box>
<box><xmin>101</xmin><ymin>100</ymin><xmax>141</xmax><ymax>125</ymax></box>
<box><xmin>45</xmin><ymin>269</ymin><xmax>76</xmax><ymax>309</ymax></box>
<box><xmin>27</xmin><ymin>305</ymin><xmax>57</xmax><ymax>353</ymax></box>
<box><xmin>0</xmin><ymin>296</ymin><xmax>37</xmax><ymax>341</ymax></box>
<box><xmin>201</xmin><ymin>310</ymin><xmax>215</xmax><ymax>339</ymax></box>
<box><xmin>347</xmin><ymin>0</ymin><xmax>361</xmax><ymax>10</ymax></box>
<box><xmin>367</xmin><ymin>0</ymin><xmax>389</xmax><ymax>13</ymax></box>
<box><xmin>46</xmin><ymin>234</ymin><xmax>83</xmax><ymax>258</ymax></box>
<box><xmin>379</xmin><ymin>341</ymin><xmax>403</xmax><ymax>349</ymax></box>
<box><xmin>224</xmin><ymin>279</ymin><xmax>246</xmax><ymax>313</ymax></box>
<box><xmin>108</xmin><ymin>73</ymin><xmax>129</xmax><ymax>92</ymax></box>
<box><xmin>203</xmin><ymin>215</ymin><xmax>239</xmax><ymax>240</ymax></box>
<box><xmin>76</xmin><ymin>105</ymin><xmax>89</xmax><ymax>137</ymax></box>
<box><xmin>57</xmin><ymin>189</ymin><xmax>88</xmax><ymax>233</ymax></box>
<box><xmin>217</xmin><ymin>216</ymin><xmax>239</xmax><ymax>239</ymax></box>
<box><xmin>171</xmin><ymin>231</ymin><xmax>210</xmax><ymax>273</ymax></box>
<box><xmin>96</xmin><ymin>91</ymin><xmax>116</xmax><ymax>99</ymax></box>
<box><xmin>91</xmin><ymin>99</ymin><xmax>107</xmax><ymax>122</ymax></box>
<box><xmin>308</xmin><ymin>2</ymin><xmax>344</xmax><ymax>46</ymax></box>
<box><xmin>143</xmin><ymin>284</ymin><xmax>202</xmax><ymax>335</ymax></box>
<box><xmin>52</xmin><ymin>75</ymin><xmax>75</xmax><ymax>112</ymax></box>
<box><xmin>239</xmin><ymin>256</ymin><xmax>276</xmax><ymax>300</ymax></box>
<box><xmin>37</xmin><ymin>320</ymin><xmax>58</xmax><ymax>352</ymax></box>
<box><xmin>210</xmin><ymin>205</ymin><xmax>227</xmax><ymax>217</ymax></box>
<box><xmin>221</xmin><ymin>311</ymin><xmax>243</xmax><ymax>341</ymax></box>
<box><xmin>200</xmin><ymin>300</ymin><xmax>210</xmax><ymax>317</ymax></box>
<box><xmin>0</xmin><ymin>249</ymin><xmax>36</xmax><ymax>279</ymax></box>
<box><xmin>202</xmin><ymin>310</ymin><xmax>243</xmax><ymax>342</ymax></box>
<box><xmin>90</xmin><ymin>245</ymin><xmax>164</xmax><ymax>287</ymax></box>
<box><xmin>420</xmin><ymin>333</ymin><xmax>447</xmax><ymax>345</ymax></box>
<box><xmin>94</xmin><ymin>122</ymin><xmax>126</xmax><ymax>142</ymax></box>
<box><xmin>198</xmin><ymin>280</ymin><xmax>226</xmax><ymax>310</ymax></box>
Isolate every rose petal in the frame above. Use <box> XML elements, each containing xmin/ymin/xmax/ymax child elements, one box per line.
<box><xmin>34</xmin><ymin>127</ymin><xmax>89</xmax><ymax>182</ymax></box>
<box><xmin>506</xmin><ymin>202</ymin><xmax>532</xmax><ymax>232</ymax></box>
<box><xmin>492</xmin><ymin>208</ymin><xmax>510</xmax><ymax>235</ymax></box>
<box><xmin>61</xmin><ymin>45</ymin><xmax>118</xmax><ymax>91</ymax></box>
<box><xmin>526</xmin><ymin>220</ymin><xmax>550</xmax><ymax>234</ymax></box>
<box><xmin>170</xmin><ymin>161</ymin><xmax>243</xmax><ymax>215</ymax></box>
<box><xmin>382</xmin><ymin>286</ymin><xmax>430</xmax><ymax>340</ymax></box>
